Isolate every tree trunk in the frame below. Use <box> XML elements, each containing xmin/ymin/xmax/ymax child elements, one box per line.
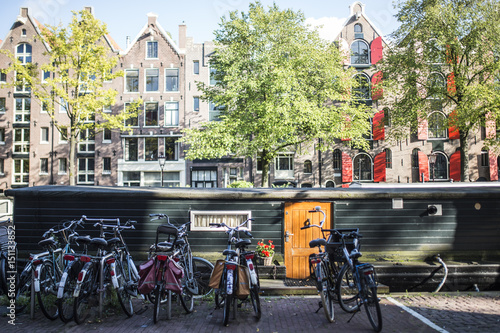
<box><xmin>69</xmin><ymin>131</ymin><xmax>77</xmax><ymax>186</ymax></box>
<box><xmin>261</xmin><ymin>160</ymin><xmax>270</xmax><ymax>187</ymax></box>
<box><xmin>459</xmin><ymin>130</ymin><xmax>470</xmax><ymax>182</ymax></box>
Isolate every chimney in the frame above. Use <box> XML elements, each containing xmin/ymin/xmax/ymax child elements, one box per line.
<box><xmin>126</xmin><ymin>36</ymin><xmax>131</xmax><ymax>49</ymax></box>
<box><xmin>84</xmin><ymin>6</ymin><xmax>94</xmax><ymax>14</ymax></box>
<box><xmin>20</xmin><ymin>7</ymin><xmax>29</xmax><ymax>17</ymax></box>
<box><xmin>179</xmin><ymin>22</ymin><xmax>187</xmax><ymax>49</ymax></box>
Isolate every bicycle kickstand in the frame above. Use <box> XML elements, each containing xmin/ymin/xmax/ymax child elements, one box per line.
<box><xmin>314</xmin><ymin>301</ymin><xmax>323</xmax><ymax>313</ymax></box>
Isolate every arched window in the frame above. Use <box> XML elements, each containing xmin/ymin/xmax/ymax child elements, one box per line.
<box><xmin>325</xmin><ymin>180</ymin><xmax>335</xmax><ymax>188</ymax></box>
<box><xmin>354</xmin><ymin>23</ymin><xmax>363</xmax><ymax>33</ymax></box>
<box><xmin>384</xmin><ymin>148</ymin><xmax>392</xmax><ymax>169</ymax></box>
<box><xmin>333</xmin><ymin>149</ymin><xmax>342</xmax><ymax>170</ymax></box>
<box><xmin>429</xmin><ymin>151</ymin><xmax>448</xmax><ymax>180</ymax></box>
<box><xmin>350</xmin><ymin>40</ymin><xmax>369</xmax><ymax>64</ymax></box>
<box><xmin>353</xmin><ymin>73</ymin><xmax>370</xmax><ymax>99</ymax></box>
<box><xmin>303</xmin><ymin>160</ymin><xmax>312</xmax><ymax>174</ymax></box>
<box><xmin>16</xmin><ymin>43</ymin><xmax>32</xmax><ymax>64</ymax></box>
<box><xmin>427</xmin><ymin>72</ymin><xmax>445</xmax><ymax>99</ymax></box>
<box><xmin>428</xmin><ymin>111</ymin><xmax>447</xmax><ymax>139</ymax></box>
<box><xmin>353</xmin><ymin>153</ymin><xmax>373</xmax><ymax>181</ymax></box>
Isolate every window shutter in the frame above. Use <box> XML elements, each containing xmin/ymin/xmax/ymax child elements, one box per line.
<box><xmin>450</xmin><ymin>150</ymin><xmax>461</xmax><ymax>181</ymax></box>
<box><xmin>341</xmin><ymin>152</ymin><xmax>353</xmax><ymax>183</ymax></box>
<box><xmin>373</xmin><ymin>110</ymin><xmax>385</xmax><ymax>140</ymax></box>
<box><xmin>417</xmin><ymin>116</ymin><xmax>428</xmax><ymax>140</ymax></box>
<box><xmin>374</xmin><ymin>151</ymin><xmax>386</xmax><ymax>182</ymax></box>
<box><xmin>371</xmin><ymin>71</ymin><xmax>383</xmax><ymax>100</ymax></box>
<box><xmin>447</xmin><ymin>72</ymin><xmax>456</xmax><ymax>96</ymax></box>
<box><xmin>489</xmin><ymin>151</ymin><xmax>498</xmax><ymax>181</ymax></box>
<box><xmin>448</xmin><ymin>110</ymin><xmax>459</xmax><ymax>140</ymax></box>
<box><xmin>418</xmin><ymin>151</ymin><xmax>429</xmax><ymax>182</ymax></box>
<box><xmin>370</xmin><ymin>36</ymin><xmax>383</xmax><ymax>64</ymax></box>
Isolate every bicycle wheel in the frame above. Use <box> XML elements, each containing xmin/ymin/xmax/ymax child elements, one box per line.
<box><xmin>223</xmin><ymin>292</ymin><xmax>232</xmax><ymax>326</ymax></box>
<box><xmin>115</xmin><ymin>259</ymin><xmax>134</xmax><ymax>317</ymax></box>
<box><xmin>362</xmin><ymin>273</ymin><xmax>382</xmax><ymax>332</ymax></box>
<box><xmin>37</xmin><ymin>260</ymin><xmax>59</xmax><ymax>320</ymax></box>
<box><xmin>0</xmin><ymin>256</ymin><xmax>7</xmax><ymax>295</ymax></box>
<box><xmin>153</xmin><ymin>284</ymin><xmax>163</xmax><ymax>324</ymax></box>
<box><xmin>58</xmin><ymin>260</ymin><xmax>82</xmax><ymax>323</ymax></box>
<box><xmin>73</xmin><ymin>264</ymin><xmax>96</xmax><ymax>325</ymax></box>
<box><xmin>336</xmin><ymin>263</ymin><xmax>359</xmax><ymax>313</ymax></box>
<box><xmin>317</xmin><ymin>262</ymin><xmax>334</xmax><ymax>323</ymax></box>
<box><xmin>15</xmin><ymin>269</ymin><xmax>32</xmax><ymax>314</ymax></box>
<box><xmin>249</xmin><ymin>285</ymin><xmax>261</xmax><ymax>319</ymax></box>
<box><xmin>180</xmin><ymin>283</ymin><xmax>194</xmax><ymax>313</ymax></box>
<box><xmin>192</xmin><ymin>257</ymin><xmax>214</xmax><ymax>298</ymax></box>
<box><xmin>166</xmin><ymin>289</ymin><xmax>172</xmax><ymax>320</ymax></box>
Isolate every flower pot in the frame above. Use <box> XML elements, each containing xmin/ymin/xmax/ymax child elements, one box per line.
<box><xmin>259</xmin><ymin>255</ymin><xmax>273</xmax><ymax>266</ymax></box>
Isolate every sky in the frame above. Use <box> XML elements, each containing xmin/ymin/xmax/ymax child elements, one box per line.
<box><xmin>0</xmin><ymin>0</ymin><xmax>400</xmax><ymax>50</ymax></box>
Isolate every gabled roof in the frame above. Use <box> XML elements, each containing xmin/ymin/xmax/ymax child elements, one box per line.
<box><xmin>105</xmin><ymin>33</ymin><xmax>122</xmax><ymax>53</ymax></box>
<box><xmin>0</xmin><ymin>7</ymin><xmax>51</xmax><ymax>51</ymax></box>
<box><xmin>336</xmin><ymin>1</ymin><xmax>390</xmax><ymax>46</ymax></box>
<box><xmin>121</xmin><ymin>12</ymin><xmax>182</xmax><ymax>56</ymax></box>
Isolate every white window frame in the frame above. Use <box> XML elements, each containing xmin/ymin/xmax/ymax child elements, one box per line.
<box><xmin>15</xmin><ymin>98</ymin><xmax>30</xmax><ymax>123</ymax></box>
<box><xmin>78</xmin><ymin>128</ymin><xmax>95</xmax><ymax>153</ymax></box>
<box><xmin>165</xmin><ymin>68</ymin><xmax>179</xmax><ymax>92</ymax></box>
<box><xmin>146</xmin><ymin>41</ymin><xmax>158</xmax><ymax>59</ymax></box>
<box><xmin>0</xmin><ymin>97</ymin><xmax>5</xmax><ymax>113</ymax></box>
<box><xmin>144</xmin><ymin>102</ymin><xmax>159</xmax><ymax>127</ymax></box>
<box><xmin>40</xmin><ymin>127</ymin><xmax>49</xmax><ymax>144</ymax></box>
<box><xmin>103</xmin><ymin>157</ymin><xmax>111</xmax><ymax>175</ymax></box>
<box><xmin>124</xmin><ymin>69</ymin><xmax>139</xmax><ymax>93</ymax></box>
<box><xmin>164</xmin><ymin>101</ymin><xmax>179</xmax><ymax>126</ymax></box>
<box><xmin>13</xmin><ymin>159</ymin><xmax>29</xmax><ymax>185</ymax></box>
<box><xmin>190</xmin><ymin>210</ymin><xmax>252</xmax><ymax>231</ymax></box>
<box><xmin>14</xmin><ymin>128</ymin><xmax>30</xmax><ymax>153</ymax></box>
<box><xmin>40</xmin><ymin>158</ymin><xmax>48</xmax><ymax>175</ymax></box>
<box><xmin>77</xmin><ymin>157</ymin><xmax>94</xmax><ymax>184</ymax></box>
<box><xmin>145</xmin><ymin>68</ymin><xmax>159</xmax><ymax>92</ymax></box>
<box><xmin>0</xmin><ymin>128</ymin><xmax>5</xmax><ymax>145</ymax></box>
<box><xmin>58</xmin><ymin>158</ymin><xmax>67</xmax><ymax>175</ymax></box>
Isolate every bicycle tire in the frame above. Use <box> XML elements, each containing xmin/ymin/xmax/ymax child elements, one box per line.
<box><xmin>0</xmin><ymin>256</ymin><xmax>7</xmax><ymax>295</ymax></box>
<box><xmin>223</xmin><ymin>292</ymin><xmax>232</xmax><ymax>326</ymax></box>
<box><xmin>249</xmin><ymin>285</ymin><xmax>261</xmax><ymax>319</ymax></box>
<box><xmin>336</xmin><ymin>263</ymin><xmax>359</xmax><ymax>313</ymax></box>
<box><xmin>362</xmin><ymin>273</ymin><xmax>382</xmax><ymax>332</ymax></box>
<box><xmin>180</xmin><ymin>284</ymin><xmax>194</xmax><ymax>313</ymax></box>
<box><xmin>73</xmin><ymin>264</ymin><xmax>96</xmax><ymax>325</ymax></box>
<box><xmin>153</xmin><ymin>284</ymin><xmax>162</xmax><ymax>324</ymax></box>
<box><xmin>15</xmin><ymin>268</ymin><xmax>32</xmax><ymax>313</ymax></box>
<box><xmin>37</xmin><ymin>260</ymin><xmax>59</xmax><ymax>320</ymax></box>
<box><xmin>58</xmin><ymin>260</ymin><xmax>81</xmax><ymax>323</ymax></box>
<box><xmin>192</xmin><ymin>257</ymin><xmax>214</xmax><ymax>298</ymax></box>
<box><xmin>115</xmin><ymin>259</ymin><xmax>134</xmax><ymax>317</ymax></box>
<box><xmin>166</xmin><ymin>289</ymin><xmax>172</xmax><ymax>320</ymax></box>
<box><xmin>318</xmin><ymin>262</ymin><xmax>334</xmax><ymax>323</ymax></box>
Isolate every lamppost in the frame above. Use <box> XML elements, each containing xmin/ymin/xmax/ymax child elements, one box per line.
<box><xmin>158</xmin><ymin>154</ymin><xmax>166</xmax><ymax>187</ymax></box>
<box><xmin>428</xmin><ymin>152</ymin><xmax>437</xmax><ymax>181</ymax></box>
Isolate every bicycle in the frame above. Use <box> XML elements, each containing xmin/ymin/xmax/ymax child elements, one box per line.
<box><xmin>300</xmin><ymin>206</ymin><xmax>340</xmax><ymax>323</ymax></box>
<box><xmin>209</xmin><ymin>218</ymin><xmax>261</xmax><ymax>326</ymax></box>
<box><xmin>335</xmin><ymin>230</ymin><xmax>383</xmax><ymax>332</ymax></box>
<box><xmin>0</xmin><ymin>219</ymin><xmax>12</xmax><ymax>296</ymax></box>
<box><xmin>34</xmin><ymin>219</ymin><xmax>84</xmax><ymax>320</ymax></box>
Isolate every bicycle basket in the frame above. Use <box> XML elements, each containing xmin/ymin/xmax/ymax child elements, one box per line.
<box><xmin>0</xmin><ymin>226</ymin><xmax>9</xmax><ymax>252</ymax></box>
<box><xmin>325</xmin><ymin>228</ymin><xmax>359</xmax><ymax>262</ymax></box>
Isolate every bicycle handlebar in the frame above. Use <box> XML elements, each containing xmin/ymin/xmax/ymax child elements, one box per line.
<box><xmin>300</xmin><ymin>206</ymin><xmax>326</xmax><ymax>229</ymax></box>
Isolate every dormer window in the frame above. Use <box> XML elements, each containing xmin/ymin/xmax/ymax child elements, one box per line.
<box><xmin>354</xmin><ymin>24</ymin><xmax>362</xmax><ymax>33</ymax></box>
<box><xmin>22</xmin><ymin>29</ymin><xmax>27</xmax><ymax>36</ymax></box>
<box><xmin>147</xmin><ymin>41</ymin><xmax>158</xmax><ymax>59</ymax></box>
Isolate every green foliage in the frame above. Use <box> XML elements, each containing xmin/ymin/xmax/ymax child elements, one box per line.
<box><xmin>381</xmin><ymin>0</ymin><xmax>500</xmax><ymax>181</ymax></box>
<box><xmin>227</xmin><ymin>180</ymin><xmax>254</xmax><ymax>188</ymax></box>
<box><xmin>181</xmin><ymin>1</ymin><xmax>372</xmax><ymax>187</ymax></box>
<box><xmin>1</xmin><ymin>10</ymin><xmax>141</xmax><ymax>185</ymax></box>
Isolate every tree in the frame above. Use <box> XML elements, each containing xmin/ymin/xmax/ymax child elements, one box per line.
<box><xmin>181</xmin><ymin>1</ymin><xmax>372</xmax><ymax>187</ymax></box>
<box><xmin>380</xmin><ymin>0</ymin><xmax>500</xmax><ymax>181</ymax></box>
<box><xmin>1</xmin><ymin>10</ymin><xmax>141</xmax><ymax>185</ymax></box>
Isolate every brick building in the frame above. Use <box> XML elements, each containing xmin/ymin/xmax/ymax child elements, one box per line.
<box><xmin>0</xmin><ymin>3</ymin><xmax>496</xmax><ymax>191</ymax></box>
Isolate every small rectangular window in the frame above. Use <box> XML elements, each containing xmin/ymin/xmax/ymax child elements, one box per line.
<box><xmin>103</xmin><ymin>128</ymin><xmax>112</xmax><ymax>142</ymax></box>
<box><xmin>145</xmin><ymin>68</ymin><xmax>159</xmax><ymax>92</ymax></box>
<box><xmin>165</xmin><ymin>68</ymin><xmax>179</xmax><ymax>91</ymax></box>
<box><xmin>0</xmin><ymin>72</ymin><xmax>6</xmax><ymax>83</ymax></box>
<box><xmin>0</xmin><ymin>128</ymin><xmax>4</xmax><ymax>143</ymax></box>
<box><xmin>193</xmin><ymin>61</ymin><xmax>199</xmax><ymax>75</ymax></box>
<box><xmin>190</xmin><ymin>210</ymin><xmax>252</xmax><ymax>231</ymax></box>
<box><xmin>42</xmin><ymin>70</ymin><xmax>50</xmax><ymax>82</ymax></box>
<box><xmin>40</xmin><ymin>158</ymin><xmax>48</xmax><ymax>174</ymax></box>
<box><xmin>194</xmin><ymin>97</ymin><xmax>199</xmax><ymax>112</ymax></box>
<box><xmin>59</xmin><ymin>158</ymin><xmax>67</xmax><ymax>174</ymax></box>
<box><xmin>125</xmin><ymin>69</ymin><xmax>139</xmax><ymax>93</ymax></box>
<box><xmin>41</xmin><ymin>127</ymin><xmax>49</xmax><ymax>143</ymax></box>
<box><xmin>0</xmin><ymin>159</ymin><xmax>4</xmax><ymax>174</ymax></box>
<box><xmin>0</xmin><ymin>98</ymin><xmax>5</xmax><ymax>113</ymax></box>
<box><xmin>103</xmin><ymin>157</ymin><xmax>111</xmax><ymax>174</ymax></box>
<box><xmin>147</xmin><ymin>41</ymin><xmax>158</xmax><ymax>59</ymax></box>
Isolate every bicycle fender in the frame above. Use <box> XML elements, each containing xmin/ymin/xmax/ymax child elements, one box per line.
<box><xmin>246</xmin><ymin>259</ymin><xmax>258</xmax><ymax>286</ymax></box>
<box><xmin>34</xmin><ymin>264</ymin><xmax>43</xmax><ymax>292</ymax></box>
<box><xmin>57</xmin><ymin>261</ymin><xmax>75</xmax><ymax>298</ymax></box>
<box><xmin>226</xmin><ymin>269</ymin><xmax>234</xmax><ymax>295</ymax></box>
<box><xmin>109</xmin><ymin>262</ymin><xmax>119</xmax><ymax>289</ymax></box>
<box><xmin>73</xmin><ymin>262</ymin><xmax>92</xmax><ymax>297</ymax></box>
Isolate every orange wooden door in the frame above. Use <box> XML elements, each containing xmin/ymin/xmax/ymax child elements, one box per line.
<box><xmin>284</xmin><ymin>202</ymin><xmax>332</xmax><ymax>279</ymax></box>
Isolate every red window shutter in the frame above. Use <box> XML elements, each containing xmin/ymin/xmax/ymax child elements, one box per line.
<box><xmin>418</xmin><ymin>151</ymin><xmax>429</xmax><ymax>182</ymax></box>
<box><xmin>374</xmin><ymin>151</ymin><xmax>386</xmax><ymax>182</ymax></box>
<box><xmin>417</xmin><ymin>116</ymin><xmax>428</xmax><ymax>140</ymax></box>
<box><xmin>371</xmin><ymin>71</ymin><xmax>383</xmax><ymax>100</ymax></box>
<box><xmin>370</xmin><ymin>36</ymin><xmax>383</xmax><ymax>65</ymax></box>
<box><xmin>485</xmin><ymin>113</ymin><xmax>496</xmax><ymax>139</ymax></box>
<box><xmin>450</xmin><ymin>150</ymin><xmax>461</xmax><ymax>181</ymax></box>
<box><xmin>373</xmin><ymin>110</ymin><xmax>385</xmax><ymax>141</ymax></box>
<box><xmin>447</xmin><ymin>72</ymin><xmax>456</xmax><ymax>96</ymax></box>
<box><xmin>489</xmin><ymin>151</ymin><xmax>498</xmax><ymax>181</ymax></box>
<box><xmin>342</xmin><ymin>152</ymin><xmax>353</xmax><ymax>183</ymax></box>
<box><xmin>448</xmin><ymin>110</ymin><xmax>459</xmax><ymax>140</ymax></box>
<box><xmin>341</xmin><ymin>116</ymin><xmax>351</xmax><ymax>141</ymax></box>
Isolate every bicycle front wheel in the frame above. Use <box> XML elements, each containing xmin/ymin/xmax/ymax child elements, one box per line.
<box><xmin>336</xmin><ymin>263</ymin><xmax>359</xmax><ymax>313</ymax></box>
<box><xmin>362</xmin><ymin>273</ymin><xmax>382</xmax><ymax>332</ymax></box>
<box><xmin>37</xmin><ymin>260</ymin><xmax>59</xmax><ymax>320</ymax></box>
<box><xmin>115</xmin><ymin>259</ymin><xmax>134</xmax><ymax>317</ymax></box>
<box><xmin>192</xmin><ymin>257</ymin><xmax>214</xmax><ymax>298</ymax></box>
<box><xmin>73</xmin><ymin>264</ymin><xmax>96</xmax><ymax>325</ymax></box>
<box><xmin>317</xmin><ymin>261</ymin><xmax>334</xmax><ymax>323</ymax></box>
<box><xmin>249</xmin><ymin>285</ymin><xmax>261</xmax><ymax>319</ymax></box>
<box><xmin>58</xmin><ymin>260</ymin><xmax>82</xmax><ymax>323</ymax></box>
<box><xmin>15</xmin><ymin>268</ymin><xmax>32</xmax><ymax>314</ymax></box>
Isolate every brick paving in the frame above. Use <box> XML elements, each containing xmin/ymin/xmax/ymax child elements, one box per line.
<box><xmin>1</xmin><ymin>292</ymin><xmax>499</xmax><ymax>332</ymax></box>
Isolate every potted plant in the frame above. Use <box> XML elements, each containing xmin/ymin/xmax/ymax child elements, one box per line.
<box><xmin>256</xmin><ymin>240</ymin><xmax>275</xmax><ymax>266</ymax></box>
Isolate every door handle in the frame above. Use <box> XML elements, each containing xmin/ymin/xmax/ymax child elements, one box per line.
<box><xmin>285</xmin><ymin>230</ymin><xmax>294</xmax><ymax>242</ymax></box>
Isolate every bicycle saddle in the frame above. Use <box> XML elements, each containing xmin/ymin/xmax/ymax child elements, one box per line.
<box><xmin>236</xmin><ymin>239</ymin><xmax>252</xmax><ymax>248</ymax></box>
<box><xmin>38</xmin><ymin>237</ymin><xmax>57</xmax><ymax>248</ymax></box>
<box><xmin>76</xmin><ymin>235</ymin><xmax>92</xmax><ymax>244</ymax></box>
<box><xmin>107</xmin><ymin>237</ymin><xmax>122</xmax><ymax>246</ymax></box>
<box><xmin>309</xmin><ymin>238</ymin><xmax>327</xmax><ymax>248</ymax></box>
<box><xmin>174</xmin><ymin>239</ymin><xmax>186</xmax><ymax>247</ymax></box>
<box><xmin>349</xmin><ymin>249</ymin><xmax>362</xmax><ymax>259</ymax></box>
<box><xmin>90</xmin><ymin>237</ymin><xmax>108</xmax><ymax>248</ymax></box>
<box><xmin>223</xmin><ymin>249</ymin><xmax>237</xmax><ymax>257</ymax></box>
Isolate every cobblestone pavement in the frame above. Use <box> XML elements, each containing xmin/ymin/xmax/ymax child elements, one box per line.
<box><xmin>1</xmin><ymin>292</ymin><xmax>499</xmax><ymax>332</ymax></box>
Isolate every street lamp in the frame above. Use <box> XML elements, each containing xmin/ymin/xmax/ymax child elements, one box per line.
<box><xmin>158</xmin><ymin>154</ymin><xmax>166</xmax><ymax>187</ymax></box>
<box><xmin>428</xmin><ymin>152</ymin><xmax>437</xmax><ymax>181</ymax></box>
